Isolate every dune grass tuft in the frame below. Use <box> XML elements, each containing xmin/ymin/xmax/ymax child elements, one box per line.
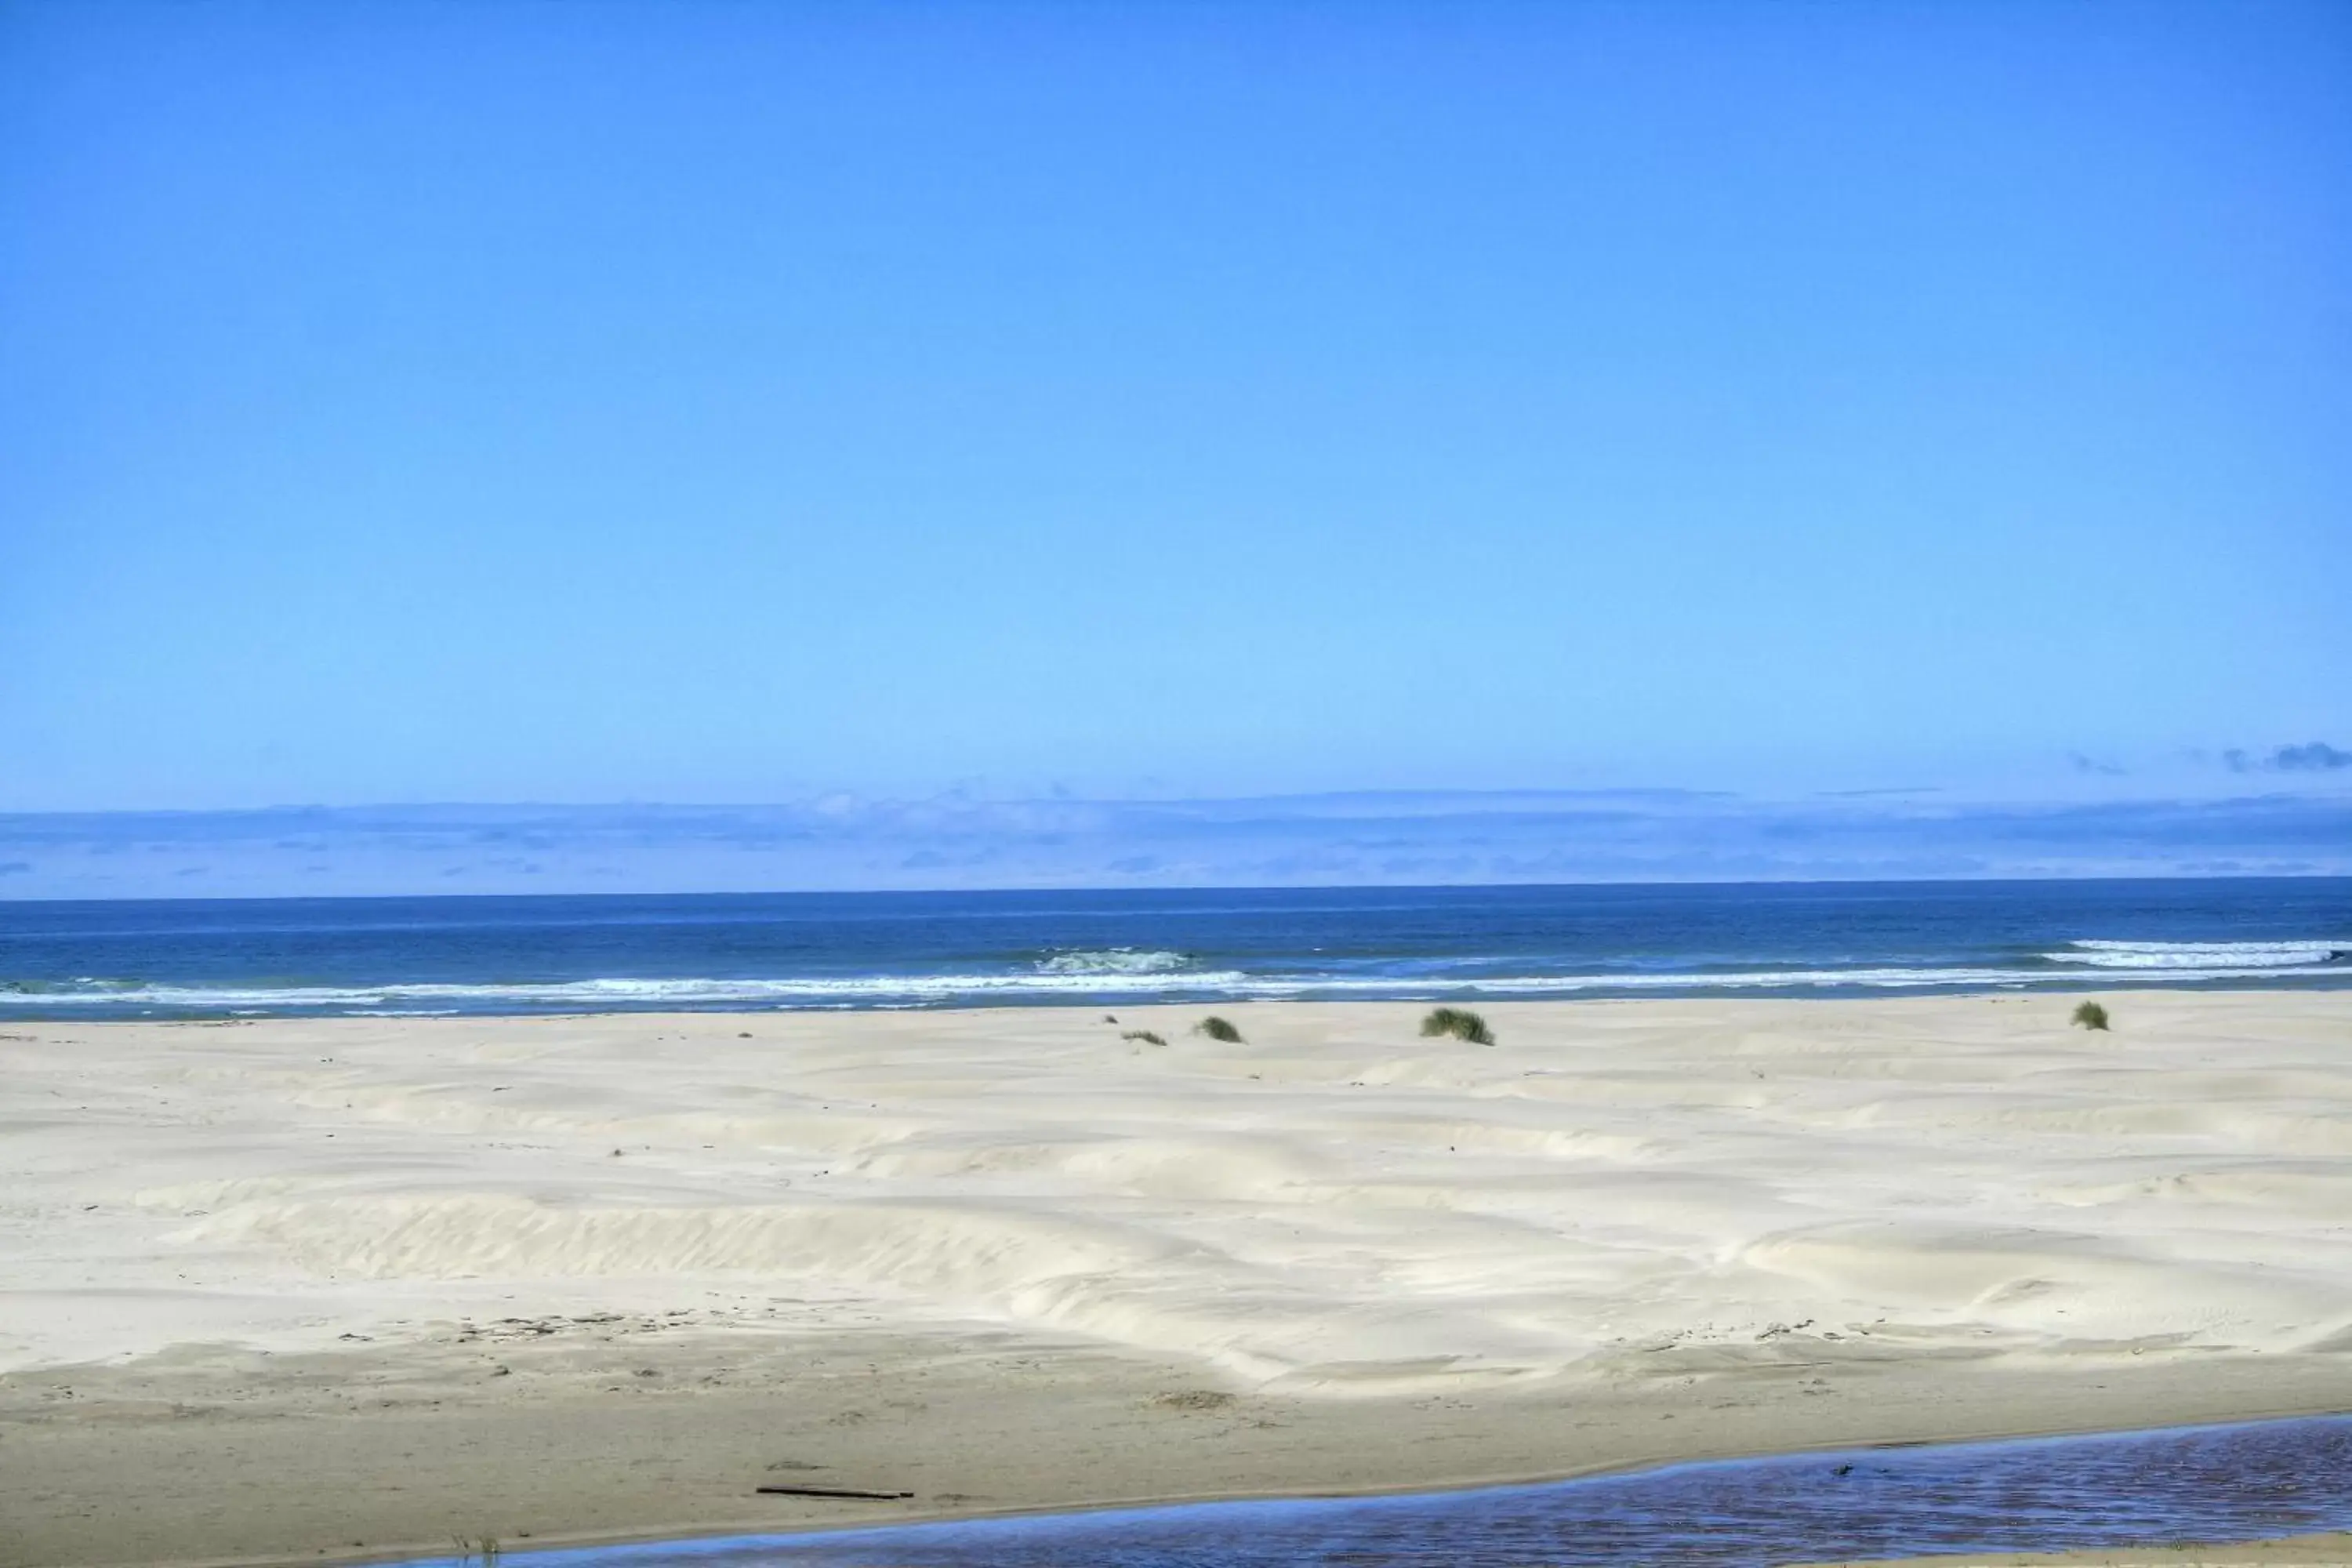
<box><xmin>2071</xmin><ymin>1000</ymin><xmax>2111</xmax><ymax>1031</ymax></box>
<box><xmin>1121</xmin><ymin>1029</ymin><xmax>1167</xmax><ymax>1047</ymax></box>
<box><xmin>1193</xmin><ymin>1015</ymin><xmax>1243</xmax><ymax>1044</ymax></box>
<box><xmin>1420</xmin><ymin>1006</ymin><xmax>1496</xmax><ymax>1045</ymax></box>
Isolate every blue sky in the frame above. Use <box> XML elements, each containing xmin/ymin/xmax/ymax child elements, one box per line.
<box><xmin>4</xmin><ymin>2</ymin><xmax>2348</xmax><ymax>849</ymax></box>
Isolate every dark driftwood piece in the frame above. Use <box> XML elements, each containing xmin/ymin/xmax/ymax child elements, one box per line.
<box><xmin>756</xmin><ymin>1484</ymin><xmax>915</xmax><ymax>1500</ymax></box>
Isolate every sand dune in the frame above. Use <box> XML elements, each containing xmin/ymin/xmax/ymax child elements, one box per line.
<box><xmin>3</xmin><ymin>991</ymin><xmax>2350</xmax><ymax>1562</ymax></box>
<box><xmin>12</xmin><ymin>992</ymin><xmax>2349</xmax><ymax>1382</ymax></box>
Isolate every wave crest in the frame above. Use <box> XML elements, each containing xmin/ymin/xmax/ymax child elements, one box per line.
<box><xmin>2051</xmin><ymin>940</ymin><xmax>2350</xmax><ymax>971</ymax></box>
<box><xmin>1035</xmin><ymin>949</ymin><xmax>1192</xmax><ymax>976</ymax></box>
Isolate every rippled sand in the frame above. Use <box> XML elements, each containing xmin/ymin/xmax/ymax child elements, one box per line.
<box><xmin>4</xmin><ymin>990</ymin><xmax>2350</xmax><ymax>1563</ymax></box>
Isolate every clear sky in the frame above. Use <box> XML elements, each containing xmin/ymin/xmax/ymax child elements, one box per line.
<box><xmin>4</xmin><ymin>0</ymin><xmax>2348</xmax><ymax>815</ymax></box>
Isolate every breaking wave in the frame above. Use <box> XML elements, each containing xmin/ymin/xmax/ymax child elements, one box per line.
<box><xmin>6</xmin><ymin>938</ymin><xmax>2349</xmax><ymax>1017</ymax></box>
<box><xmin>0</xmin><ymin>971</ymin><xmax>1256</xmax><ymax>1011</ymax></box>
<box><xmin>1035</xmin><ymin>949</ymin><xmax>1194</xmax><ymax>976</ymax></box>
<box><xmin>2050</xmin><ymin>939</ymin><xmax>2350</xmax><ymax>971</ymax></box>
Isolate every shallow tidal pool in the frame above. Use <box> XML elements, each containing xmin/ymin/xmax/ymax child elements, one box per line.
<box><xmin>402</xmin><ymin>1414</ymin><xmax>2352</xmax><ymax>1567</ymax></box>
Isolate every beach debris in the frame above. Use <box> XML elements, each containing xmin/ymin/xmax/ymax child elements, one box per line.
<box><xmin>2071</xmin><ymin>1000</ymin><xmax>2111</xmax><ymax>1031</ymax></box>
<box><xmin>1150</xmin><ymin>1388</ymin><xmax>1236</xmax><ymax>1412</ymax></box>
<box><xmin>1194</xmin><ymin>1015</ymin><xmax>1243</xmax><ymax>1043</ymax></box>
<box><xmin>756</xmin><ymin>1484</ymin><xmax>915</xmax><ymax>1500</ymax></box>
<box><xmin>1421</xmin><ymin>1007</ymin><xmax>1495</xmax><ymax>1045</ymax></box>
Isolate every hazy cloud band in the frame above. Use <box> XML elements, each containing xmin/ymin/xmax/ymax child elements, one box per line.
<box><xmin>2</xmin><ymin>789</ymin><xmax>2347</xmax><ymax>899</ymax></box>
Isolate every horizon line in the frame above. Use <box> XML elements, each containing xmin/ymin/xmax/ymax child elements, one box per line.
<box><xmin>7</xmin><ymin>866</ymin><xmax>2351</xmax><ymax>909</ymax></box>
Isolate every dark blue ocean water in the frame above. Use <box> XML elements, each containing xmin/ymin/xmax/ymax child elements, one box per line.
<box><xmin>2</xmin><ymin>877</ymin><xmax>2347</xmax><ymax>1019</ymax></box>
<box><xmin>395</xmin><ymin>1416</ymin><xmax>2352</xmax><ymax>1567</ymax></box>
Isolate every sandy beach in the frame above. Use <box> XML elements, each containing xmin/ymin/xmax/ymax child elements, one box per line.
<box><xmin>5</xmin><ymin>990</ymin><xmax>2350</xmax><ymax>1566</ymax></box>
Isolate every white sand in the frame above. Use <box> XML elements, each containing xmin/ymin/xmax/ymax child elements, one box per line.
<box><xmin>4</xmin><ymin>991</ymin><xmax>2350</xmax><ymax>1564</ymax></box>
<box><xmin>9</xmin><ymin>991</ymin><xmax>2350</xmax><ymax>1381</ymax></box>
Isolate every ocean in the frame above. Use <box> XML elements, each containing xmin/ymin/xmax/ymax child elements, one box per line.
<box><xmin>2</xmin><ymin>877</ymin><xmax>2346</xmax><ymax>1019</ymax></box>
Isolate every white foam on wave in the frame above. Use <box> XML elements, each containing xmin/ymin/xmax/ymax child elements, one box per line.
<box><xmin>0</xmin><ymin>970</ymin><xmax>1258</xmax><ymax>1010</ymax></box>
<box><xmin>9</xmin><ymin>950</ymin><xmax>2349</xmax><ymax>1013</ymax></box>
<box><xmin>1035</xmin><ymin>948</ymin><xmax>1193</xmax><ymax>976</ymax></box>
<box><xmin>2052</xmin><ymin>939</ymin><xmax>2350</xmax><ymax>971</ymax></box>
